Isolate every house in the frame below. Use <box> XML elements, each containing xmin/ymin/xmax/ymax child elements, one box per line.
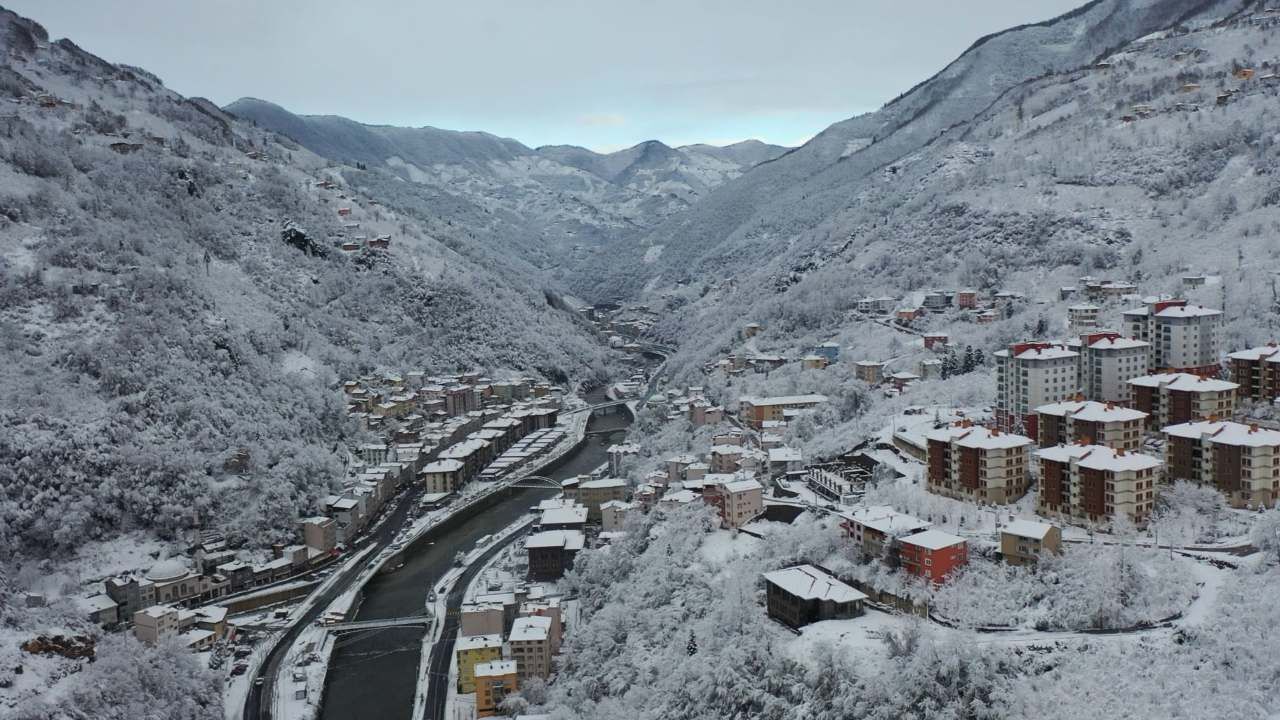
<box><xmin>737</xmin><ymin>394</ymin><xmax>827</xmax><ymax>429</ymax></box>
<box><xmin>474</xmin><ymin>660</ymin><xmax>519</xmax><ymax>717</ymax></box>
<box><xmin>888</xmin><ymin>371</ymin><xmax>920</xmax><ymax>392</ymax></box>
<box><xmin>812</xmin><ymin>341</ymin><xmax>841</xmax><ymax>362</ymax></box>
<box><xmin>855</xmin><ymin>361</ymin><xmax>887</xmax><ymax>384</ymax></box>
<box><xmin>955</xmin><ymin>290</ymin><xmax>979</xmax><ymax>309</ymax></box>
<box><xmin>857</xmin><ymin>296</ymin><xmax>896</xmax><ymax>315</ymax></box>
<box><xmin>600</xmin><ymin>500</ymin><xmax>631</xmax><ymax>532</ymax></box>
<box><xmin>508</xmin><ymin>616</ymin><xmax>553</xmax><ymax>680</ymax></box>
<box><xmin>994</xmin><ymin>342</ymin><xmax>1080</xmax><ymax>435</ymax></box>
<box><xmin>1034</xmin><ymin>398</ymin><xmax>1147</xmax><ymax>452</ymax></box>
<box><xmin>702</xmin><ymin>476</ymin><xmax>763</xmax><ymax>529</ymax></box>
<box><xmin>537</xmin><ymin>503</ymin><xmax>588</xmax><ymax>532</ymax></box>
<box><xmin>525</xmin><ymin>530</ymin><xmax>585</xmax><ymax>580</ymax></box>
<box><xmin>1000</xmin><ymin>520</ymin><xmax>1062</xmax><ymax>566</ymax></box>
<box><xmin>1227</xmin><ymin>343</ymin><xmax>1280</xmax><ymax>402</ymax></box>
<box><xmin>1127</xmin><ymin>372</ymin><xmax>1237</xmax><ymax>429</ymax></box>
<box><xmin>898</xmin><ymin>530</ymin><xmax>968</xmax><ymax>584</ymax></box>
<box><xmin>576</xmin><ymin>477</ymin><xmax>627</xmax><ymax>522</ymax></box>
<box><xmin>762</xmin><ymin>565</ymin><xmax>867</xmax><ymax>628</ymax></box>
<box><xmin>923</xmin><ymin>333</ymin><xmax>949</xmax><ymax>351</ymax></box>
<box><xmin>768</xmin><ymin>447</ymin><xmax>803</xmax><ymax>476</ymax></box>
<box><xmin>456</xmin><ymin>634</ymin><xmax>504</xmax><ymax>693</ymax></box>
<box><xmin>896</xmin><ymin>307</ymin><xmax>924</xmax><ymax>324</ymax></box>
<box><xmin>1036</xmin><ymin>443</ymin><xmax>1161</xmax><ymax>525</ymax></box>
<box><xmin>1122</xmin><ymin>299</ymin><xmax>1222</xmax><ymax>375</ymax></box>
<box><xmin>78</xmin><ymin>594</ymin><xmax>120</xmax><ymax>627</ymax></box>
<box><xmin>133</xmin><ymin>605</ymin><xmax>180</xmax><ymax>645</ymax></box>
<box><xmin>801</xmin><ymin>355</ymin><xmax>829</xmax><ymax>370</ymax></box>
<box><xmin>840</xmin><ymin>505</ymin><xmax>931</xmax><ymax>560</ymax></box>
<box><xmin>709</xmin><ymin>444</ymin><xmax>744</xmax><ymax>473</ymax></box>
<box><xmin>1163</xmin><ymin>421</ymin><xmax>1280</xmax><ymax>509</ymax></box>
<box><xmin>918</xmin><ymin>358</ymin><xmax>943</xmax><ymax>380</ymax></box>
<box><xmin>926</xmin><ymin>422</ymin><xmax>1033</xmax><ymax>504</ymax></box>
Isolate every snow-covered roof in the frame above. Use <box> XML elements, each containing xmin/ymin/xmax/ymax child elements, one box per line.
<box><xmin>926</xmin><ymin>424</ymin><xmax>1032</xmax><ymax>450</ymax></box>
<box><xmin>1002</xmin><ymin>520</ymin><xmax>1055</xmax><ymax>540</ymax></box>
<box><xmin>719</xmin><ymin>478</ymin><xmax>762</xmax><ymax>494</ymax></box>
<box><xmin>1075</xmin><ymin>446</ymin><xmax>1162</xmax><ymax>473</ymax></box>
<box><xmin>457</xmin><ymin>633</ymin><xmax>503</xmax><ymax>651</ymax></box>
<box><xmin>710</xmin><ymin>444</ymin><xmax>744</xmax><ymax>455</ymax></box>
<box><xmin>661</xmin><ymin>489</ymin><xmax>700</xmax><ymax>504</ymax></box>
<box><xmin>474</xmin><ymin>660</ymin><xmax>517</xmax><ymax>677</ymax></box>
<box><xmin>421</xmin><ymin>459</ymin><xmax>464</xmax><ymax>473</ymax></box>
<box><xmin>1227</xmin><ymin>344</ymin><xmax>1280</xmax><ymax>362</ymax></box>
<box><xmin>439</xmin><ymin>439</ymin><xmax>489</xmax><ymax>458</ymax></box>
<box><xmin>78</xmin><ymin>593</ymin><xmax>118</xmax><ymax>613</ymax></box>
<box><xmin>1035</xmin><ymin>400</ymin><xmax>1146</xmax><ymax>423</ymax></box>
<box><xmin>889</xmin><ymin>371</ymin><xmax>921</xmax><ymax>380</ymax></box>
<box><xmin>1163</xmin><ymin>421</ymin><xmax>1280</xmax><ymax>448</ymax></box>
<box><xmin>841</xmin><ymin>505</ymin><xmax>931</xmax><ymax>536</ymax></box>
<box><xmin>525</xmin><ymin>530</ymin><xmax>586</xmax><ymax>551</ymax></box>
<box><xmin>899</xmin><ymin>529</ymin><xmax>966</xmax><ymax>551</ymax></box>
<box><xmin>1013</xmin><ymin>346</ymin><xmax>1077</xmax><ymax>361</ymax></box>
<box><xmin>763</xmin><ymin>565</ymin><xmax>867</xmax><ymax>603</ymax></box>
<box><xmin>768</xmin><ymin>447</ymin><xmax>802</xmax><ymax>462</ymax></box>
<box><xmin>1155</xmin><ymin>305</ymin><xmax>1221</xmax><ymax>319</ymax></box>
<box><xmin>509</xmin><ymin>615</ymin><xmax>552</xmax><ymax>642</ymax></box>
<box><xmin>1128</xmin><ymin>372</ymin><xmax>1238</xmax><ymax>392</ymax></box>
<box><xmin>1084</xmin><ymin>336</ymin><xmax>1149</xmax><ymax>351</ymax></box>
<box><xmin>1035</xmin><ymin>443</ymin><xmax>1097</xmax><ymax>464</ymax></box>
<box><xmin>540</xmin><ymin>505</ymin><xmax>588</xmax><ymax>526</ymax></box>
<box><xmin>739</xmin><ymin>394</ymin><xmax>828</xmax><ymax>406</ymax></box>
<box><xmin>579</xmin><ymin>477</ymin><xmax>626</xmax><ymax>490</ymax></box>
<box><xmin>599</xmin><ymin>500</ymin><xmax>632</xmax><ymax>511</ymax></box>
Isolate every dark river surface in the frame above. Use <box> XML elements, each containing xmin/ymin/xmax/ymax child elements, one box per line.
<box><xmin>319</xmin><ymin>386</ymin><xmax>631</xmax><ymax>720</ymax></box>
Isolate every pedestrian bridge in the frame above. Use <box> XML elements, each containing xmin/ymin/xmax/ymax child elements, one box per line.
<box><xmin>325</xmin><ymin>614</ymin><xmax>433</xmax><ymax>633</ymax></box>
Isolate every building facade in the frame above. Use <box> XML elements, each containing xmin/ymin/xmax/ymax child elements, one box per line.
<box><xmin>926</xmin><ymin>422</ymin><xmax>1033</xmax><ymax>504</ymax></box>
<box><xmin>1072</xmin><ymin>332</ymin><xmax>1150</xmax><ymax>403</ymax></box>
<box><xmin>994</xmin><ymin>342</ymin><xmax>1080</xmax><ymax>436</ymax></box>
<box><xmin>1227</xmin><ymin>343</ymin><xmax>1280</xmax><ymax>402</ymax></box>
<box><xmin>1034</xmin><ymin>399</ymin><xmax>1147</xmax><ymax>452</ymax></box>
<box><xmin>1127</xmin><ymin>372</ymin><xmax>1237</xmax><ymax>429</ymax></box>
<box><xmin>762</xmin><ymin>565</ymin><xmax>867</xmax><ymax>628</ymax></box>
<box><xmin>1163</xmin><ymin>420</ymin><xmax>1280</xmax><ymax>508</ymax></box>
<box><xmin>1122</xmin><ymin>298</ymin><xmax>1222</xmax><ymax>374</ymax></box>
<box><xmin>1035</xmin><ymin>443</ymin><xmax>1161</xmax><ymax>525</ymax></box>
<box><xmin>898</xmin><ymin>531</ymin><xmax>968</xmax><ymax>584</ymax></box>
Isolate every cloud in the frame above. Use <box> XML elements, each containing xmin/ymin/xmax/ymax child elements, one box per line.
<box><xmin>577</xmin><ymin>113</ymin><xmax>626</xmax><ymax>127</ymax></box>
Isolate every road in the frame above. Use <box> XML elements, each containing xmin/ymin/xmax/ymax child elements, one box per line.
<box><xmin>244</xmin><ymin>483</ymin><xmax>426</xmax><ymax>720</ymax></box>
<box><xmin>422</xmin><ymin>518</ymin><xmax>536</xmax><ymax>720</ymax></box>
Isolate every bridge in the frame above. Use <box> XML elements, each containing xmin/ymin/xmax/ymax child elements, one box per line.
<box><xmin>325</xmin><ymin>614</ymin><xmax>433</xmax><ymax>633</ymax></box>
<box><xmin>507</xmin><ymin>475</ymin><xmax>562</xmax><ymax>489</ymax></box>
<box><xmin>584</xmin><ymin>426</ymin><xmax>627</xmax><ymax>438</ymax></box>
<box><xmin>563</xmin><ymin>399</ymin><xmax>633</xmax><ymax>414</ymax></box>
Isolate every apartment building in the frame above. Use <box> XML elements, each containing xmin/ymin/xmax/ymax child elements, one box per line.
<box><xmin>1227</xmin><ymin>343</ymin><xmax>1280</xmax><ymax>402</ymax></box>
<box><xmin>855</xmin><ymin>361</ymin><xmax>887</xmax><ymax>384</ymax></box>
<box><xmin>738</xmin><ymin>394</ymin><xmax>828</xmax><ymax>429</ymax></box>
<box><xmin>474</xmin><ymin>660</ymin><xmax>518</xmax><ymax>718</ymax></box>
<box><xmin>701</xmin><ymin>476</ymin><xmax>763</xmax><ymax>529</ymax></box>
<box><xmin>1035</xmin><ymin>443</ymin><xmax>1161</xmax><ymax>525</ymax></box>
<box><xmin>576</xmin><ymin>477</ymin><xmax>627</xmax><ymax>522</ymax></box>
<box><xmin>455</xmin><ymin>634</ymin><xmax>503</xmax><ymax>693</ymax></box>
<box><xmin>926</xmin><ymin>422</ymin><xmax>1033</xmax><ymax>504</ymax></box>
<box><xmin>1163</xmin><ymin>420</ymin><xmax>1280</xmax><ymax>508</ymax></box>
<box><xmin>999</xmin><ymin>520</ymin><xmax>1062</xmax><ymax>566</ymax></box>
<box><xmin>898</xmin><ymin>530</ymin><xmax>968</xmax><ymax>584</ymax></box>
<box><xmin>1127</xmin><ymin>372</ymin><xmax>1238</xmax><ymax>428</ymax></box>
<box><xmin>1034</xmin><ymin>398</ymin><xmax>1147</xmax><ymax>452</ymax></box>
<box><xmin>1067</xmin><ymin>304</ymin><xmax>1100</xmax><ymax>334</ymax></box>
<box><xmin>1122</xmin><ymin>298</ymin><xmax>1222</xmax><ymax>374</ymax></box>
<box><xmin>1071</xmin><ymin>332</ymin><xmax>1150</xmax><ymax>402</ymax></box>
<box><xmin>508</xmin><ymin>615</ymin><xmax>554</xmax><ymax>680</ymax></box>
<box><xmin>419</xmin><ymin>459</ymin><xmax>465</xmax><ymax>494</ymax></box>
<box><xmin>525</xmin><ymin>530</ymin><xmax>585</xmax><ymax>580</ymax></box>
<box><xmin>994</xmin><ymin>342</ymin><xmax>1080</xmax><ymax>435</ymax></box>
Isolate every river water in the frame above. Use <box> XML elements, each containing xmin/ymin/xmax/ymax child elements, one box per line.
<box><xmin>319</xmin><ymin>391</ymin><xmax>631</xmax><ymax>720</ymax></box>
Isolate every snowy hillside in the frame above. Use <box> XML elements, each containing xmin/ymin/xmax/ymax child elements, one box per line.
<box><xmin>0</xmin><ymin>10</ymin><xmax>613</xmax><ymax>559</ymax></box>
<box><xmin>642</xmin><ymin>0</ymin><xmax>1280</xmax><ymax>379</ymax></box>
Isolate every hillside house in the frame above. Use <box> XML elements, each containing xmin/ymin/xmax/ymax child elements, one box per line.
<box><xmin>763</xmin><ymin>565</ymin><xmax>867</xmax><ymax>628</ymax></box>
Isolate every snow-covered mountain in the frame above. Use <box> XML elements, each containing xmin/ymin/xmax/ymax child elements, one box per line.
<box><xmin>0</xmin><ymin>9</ymin><xmax>615</xmax><ymax>558</ymax></box>
<box><xmin>225</xmin><ymin>98</ymin><xmax>786</xmax><ymax>292</ymax></box>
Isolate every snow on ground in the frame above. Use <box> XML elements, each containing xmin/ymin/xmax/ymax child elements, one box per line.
<box><xmin>699</xmin><ymin>529</ymin><xmax>762</xmax><ymax>565</ymax></box>
<box><xmin>784</xmin><ymin>610</ymin><xmax>905</xmax><ymax>668</ymax></box>
<box><xmin>272</xmin><ymin>625</ymin><xmax>331</xmax><ymax>720</ymax></box>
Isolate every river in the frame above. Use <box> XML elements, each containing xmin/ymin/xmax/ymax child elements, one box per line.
<box><xmin>318</xmin><ymin>387</ymin><xmax>632</xmax><ymax>720</ymax></box>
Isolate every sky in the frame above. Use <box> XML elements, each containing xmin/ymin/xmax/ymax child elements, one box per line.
<box><xmin>10</xmin><ymin>0</ymin><xmax>1083</xmax><ymax>152</ymax></box>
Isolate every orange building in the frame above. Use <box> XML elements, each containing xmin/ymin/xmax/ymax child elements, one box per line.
<box><xmin>898</xmin><ymin>530</ymin><xmax>968</xmax><ymax>584</ymax></box>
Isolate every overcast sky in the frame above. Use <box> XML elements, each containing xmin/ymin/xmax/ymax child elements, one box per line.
<box><xmin>11</xmin><ymin>0</ymin><xmax>1082</xmax><ymax>151</ymax></box>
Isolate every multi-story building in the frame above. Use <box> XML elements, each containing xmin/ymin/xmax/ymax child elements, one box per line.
<box><xmin>999</xmin><ymin>520</ymin><xmax>1062</xmax><ymax>566</ymax></box>
<box><xmin>599</xmin><ymin>500</ymin><xmax>631</xmax><ymax>532</ymax></box>
<box><xmin>1122</xmin><ymin>298</ymin><xmax>1222</xmax><ymax>374</ymax></box>
<box><xmin>926</xmin><ymin>422</ymin><xmax>1033</xmax><ymax>504</ymax></box>
<box><xmin>508</xmin><ymin>616</ymin><xmax>553</xmax><ymax>680</ymax></box>
<box><xmin>1035</xmin><ymin>443</ymin><xmax>1160</xmax><ymax>525</ymax></box>
<box><xmin>762</xmin><ymin>565</ymin><xmax>867</xmax><ymax>628</ymax></box>
<box><xmin>1127</xmin><ymin>372</ymin><xmax>1238</xmax><ymax>429</ymax></box>
<box><xmin>419</xmin><ymin>459</ymin><xmax>465</xmax><ymax>494</ymax></box>
<box><xmin>576</xmin><ymin>477</ymin><xmax>627</xmax><ymax>522</ymax></box>
<box><xmin>474</xmin><ymin>661</ymin><xmax>518</xmax><ymax>718</ymax></box>
<box><xmin>460</xmin><ymin>603</ymin><xmax>505</xmax><ymax>637</ymax></box>
<box><xmin>701</xmin><ymin>477</ymin><xmax>763</xmax><ymax>529</ymax></box>
<box><xmin>132</xmin><ymin>605</ymin><xmax>179</xmax><ymax>645</ymax></box>
<box><xmin>738</xmin><ymin>394</ymin><xmax>828</xmax><ymax>429</ymax></box>
<box><xmin>839</xmin><ymin>506</ymin><xmax>931</xmax><ymax>560</ymax></box>
<box><xmin>299</xmin><ymin>516</ymin><xmax>337</xmax><ymax>554</ymax></box>
<box><xmin>1227</xmin><ymin>343</ymin><xmax>1280</xmax><ymax>402</ymax></box>
<box><xmin>1067</xmin><ymin>304</ymin><xmax>1100</xmax><ymax>334</ymax></box>
<box><xmin>994</xmin><ymin>342</ymin><xmax>1080</xmax><ymax>435</ymax></box>
<box><xmin>1070</xmin><ymin>332</ymin><xmax>1150</xmax><ymax>402</ymax></box>
<box><xmin>1034</xmin><ymin>399</ymin><xmax>1147</xmax><ymax>452</ymax></box>
<box><xmin>525</xmin><ymin>530</ymin><xmax>585</xmax><ymax>580</ymax></box>
<box><xmin>1163</xmin><ymin>420</ymin><xmax>1280</xmax><ymax>508</ymax></box>
<box><xmin>855</xmin><ymin>361</ymin><xmax>887</xmax><ymax>384</ymax></box>
<box><xmin>898</xmin><ymin>530</ymin><xmax>968</xmax><ymax>584</ymax></box>
<box><xmin>455</xmin><ymin>634</ymin><xmax>503</xmax><ymax>693</ymax></box>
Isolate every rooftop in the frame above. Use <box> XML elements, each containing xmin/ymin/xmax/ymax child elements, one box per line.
<box><xmin>1035</xmin><ymin>399</ymin><xmax>1146</xmax><ymax>423</ymax></box>
<box><xmin>457</xmin><ymin>634</ymin><xmax>503</xmax><ymax>651</ymax></box>
<box><xmin>1002</xmin><ymin>519</ymin><xmax>1056</xmax><ymax>540</ymax></box>
<box><xmin>525</xmin><ymin>530</ymin><xmax>586</xmax><ymax>551</ymax></box>
<box><xmin>926</xmin><ymin>423</ymin><xmax>1033</xmax><ymax>450</ymax></box>
<box><xmin>899</xmin><ymin>529</ymin><xmax>967</xmax><ymax>551</ymax></box>
<box><xmin>842</xmin><ymin>505</ymin><xmax>931</xmax><ymax>536</ymax></box>
<box><xmin>762</xmin><ymin>565</ymin><xmax>867</xmax><ymax>603</ymax></box>
<box><xmin>739</xmin><ymin>394</ymin><xmax>828</xmax><ymax>406</ymax></box>
<box><xmin>509</xmin><ymin>615</ymin><xmax>552</xmax><ymax>642</ymax></box>
<box><xmin>579</xmin><ymin>477</ymin><xmax>626</xmax><ymax>490</ymax></box>
<box><xmin>1164</xmin><ymin>420</ymin><xmax>1280</xmax><ymax>448</ymax></box>
<box><xmin>474</xmin><ymin>660</ymin><xmax>517</xmax><ymax>677</ymax></box>
<box><xmin>1128</xmin><ymin>372</ymin><xmax>1238</xmax><ymax>393</ymax></box>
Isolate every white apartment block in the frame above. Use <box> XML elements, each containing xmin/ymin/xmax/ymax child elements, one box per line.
<box><xmin>994</xmin><ymin>342</ymin><xmax>1080</xmax><ymax>436</ymax></box>
<box><xmin>1069</xmin><ymin>332</ymin><xmax>1150</xmax><ymax>403</ymax></box>
<box><xmin>1122</xmin><ymin>298</ymin><xmax>1222</xmax><ymax>374</ymax></box>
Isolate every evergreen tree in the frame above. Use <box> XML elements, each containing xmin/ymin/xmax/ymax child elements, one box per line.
<box><xmin>687</xmin><ymin>629</ymin><xmax>698</xmax><ymax>656</ymax></box>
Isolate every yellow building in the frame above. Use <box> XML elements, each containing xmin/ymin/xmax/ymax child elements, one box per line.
<box><xmin>474</xmin><ymin>660</ymin><xmax>518</xmax><ymax>717</ymax></box>
<box><xmin>456</xmin><ymin>634</ymin><xmax>503</xmax><ymax>693</ymax></box>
